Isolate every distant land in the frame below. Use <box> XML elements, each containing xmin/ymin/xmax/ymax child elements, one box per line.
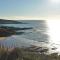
<box><xmin>0</xmin><ymin>19</ymin><xmax>25</xmax><ymax>24</ymax></box>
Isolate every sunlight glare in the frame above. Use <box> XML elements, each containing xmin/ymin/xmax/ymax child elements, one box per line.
<box><xmin>47</xmin><ymin>20</ymin><xmax>60</xmax><ymax>53</ymax></box>
<box><xmin>50</xmin><ymin>0</ymin><xmax>60</xmax><ymax>4</ymax></box>
<box><xmin>47</xmin><ymin>20</ymin><xmax>60</xmax><ymax>44</ymax></box>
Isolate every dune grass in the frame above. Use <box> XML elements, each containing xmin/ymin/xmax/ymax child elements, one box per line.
<box><xmin>0</xmin><ymin>47</ymin><xmax>60</xmax><ymax>60</ymax></box>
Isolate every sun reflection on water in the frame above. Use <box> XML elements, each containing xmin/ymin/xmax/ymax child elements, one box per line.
<box><xmin>47</xmin><ymin>20</ymin><xmax>60</xmax><ymax>53</ymax></box>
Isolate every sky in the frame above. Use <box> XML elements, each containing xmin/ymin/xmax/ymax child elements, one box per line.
<box><xmin>0</xmin><ymin>0</ymin><xmax>60</xmax><ymax>20</ymax></box>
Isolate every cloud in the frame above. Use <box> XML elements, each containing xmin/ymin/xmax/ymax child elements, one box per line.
<box><xmin>47</xmin><ymin>15</ymin><xmax>60</xmax><ymax>20</ymax></box>
<box><xmin>0</xmin><ymin>16</ymin><xmax>47</xmax><ymax>20</ymax></box>
<box><xmin>0</xmin><ymin>15</ymin><xmax>59</xmax><ymax>20</ymax></box>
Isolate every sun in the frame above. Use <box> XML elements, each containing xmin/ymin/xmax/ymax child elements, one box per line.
<box><xmin>50</xmin><ymin>0</ymin><xmax>60</xmax><ymax>3</ymax></box>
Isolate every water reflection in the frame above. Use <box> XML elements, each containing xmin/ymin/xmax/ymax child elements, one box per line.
<box><xmin>47</xmin><ymin>20</ymin><xmax>60</xmax><ymax>54</ymax></box>
<box><xmin>0</xmin><ymin>20</ymin><xmax>60</xmax><ymax>54</ymax></box>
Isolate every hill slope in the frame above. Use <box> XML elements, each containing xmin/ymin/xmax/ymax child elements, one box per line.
<box><xmin>0</xmin><ymin>19</ymin><xmax>24</xmax><ymax>24</ymax></box>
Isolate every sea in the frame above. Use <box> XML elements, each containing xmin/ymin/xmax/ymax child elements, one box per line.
<box><xmin>0</xmin><ymin>20</ymin><xmax>60</xmax><ymax>54</ymax></box>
